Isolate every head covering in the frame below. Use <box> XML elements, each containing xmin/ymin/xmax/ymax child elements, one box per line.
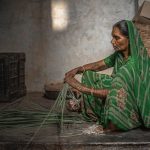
<box><xmin>127</xmin><ymin>21</ymin><xmax>150</xmax><ymax>76</ymax></box>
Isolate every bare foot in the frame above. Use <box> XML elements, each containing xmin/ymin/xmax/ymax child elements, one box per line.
<box><xmin>71</xmin><ymin>88</ymin><xmax>82</xmax><ymax>99</ymax></box>
<box><xmin>66</xmin><ymin>99</ymin><xmax>81</xmax><ymax>112</ymax></box>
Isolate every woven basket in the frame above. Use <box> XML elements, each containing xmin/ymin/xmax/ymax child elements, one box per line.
<box><xmin>134</xmin><ymin>22</ymin><xmax>150</xmax><ymax>49</ymax></box>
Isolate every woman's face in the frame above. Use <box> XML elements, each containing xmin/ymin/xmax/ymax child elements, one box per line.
<box><xmin>111</xmin><ymin>27</ymin><xmax>129</xmax><ymax>52</ymax></box>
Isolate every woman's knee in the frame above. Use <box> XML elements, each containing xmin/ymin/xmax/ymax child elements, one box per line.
<box><xmin>83</xmin><ymin>70</ymin><xmax>95</xmax><ymax>78</ymax></box>
<box><xmin>82</xmin><ymin>70</ymin><xmax>95</xmax><ymax>82</ymax></box>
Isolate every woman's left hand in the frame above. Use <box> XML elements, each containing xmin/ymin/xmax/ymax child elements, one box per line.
<box><xmin>64</xmin><ymin>68</ymin><xmax>76</xmax><ymax>83</ymax></box>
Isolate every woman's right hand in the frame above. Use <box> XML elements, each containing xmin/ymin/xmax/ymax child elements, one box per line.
<box><xmin>65</xmin><ymin>67</ymin><xmax>82</xmax><ymax>78</ymax></box>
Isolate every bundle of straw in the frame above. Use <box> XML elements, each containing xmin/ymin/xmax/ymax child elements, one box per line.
<box><xmin>0</xmin><ymin>83</ymin><xmax>84</xmax><ymax>131</ymax></box>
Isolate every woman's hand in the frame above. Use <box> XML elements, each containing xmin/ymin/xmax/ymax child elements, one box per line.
<box><xmin>64</xmin><ymin>68</ymin><xmax>78</xmax><ymax>83</ymax></box>
<box><xmin>65</xmin><ymin>67</ymin><xmax>82</xmax><ymax>78</ymax></box>
<box><xmin>64</xmin><ymin>66</ymin><xmax>84</xmax><ymax>92</ymax></box>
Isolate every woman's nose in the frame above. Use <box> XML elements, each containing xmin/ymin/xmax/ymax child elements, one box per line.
<box><xmin>111</xmin><ymin>39</ymin><xmax>114</xmax><ymax>44</ymax></box>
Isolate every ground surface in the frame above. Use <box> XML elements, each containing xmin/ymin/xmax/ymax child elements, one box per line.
<box><xmin>0</xmin><ymin>92</ymin><xmax>150</xmax><ymax>150</ymax></box>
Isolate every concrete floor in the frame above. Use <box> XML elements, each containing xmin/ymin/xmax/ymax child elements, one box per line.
<box><xmin>0</xmin><ymin>92</ymin><xmax>150</xmax><ymax>150</ymax></box>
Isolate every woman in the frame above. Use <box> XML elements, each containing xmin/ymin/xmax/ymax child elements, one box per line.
<box><xmin>64</xmin><ymin>20</ymin><xmax>150</xmax><ymax>131</ymax></box>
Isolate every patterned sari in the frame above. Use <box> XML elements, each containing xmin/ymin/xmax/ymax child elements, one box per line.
<box><xmin>81</xmin><ymin>20</ymin><xmax>150</xmax><ymax>131</ymax></box>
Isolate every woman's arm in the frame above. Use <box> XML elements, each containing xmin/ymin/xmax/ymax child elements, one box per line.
<box><xmin>65</xmin><ymin>59</ymin><xmax>108</xmax><ymax>78</ymax></box>
<box><xmin>80</xmin><ymin>59</ymin><xmax>108</xmax><ymax>72</ymax></box>
<box><xmin>64</xmin><ymin>59</ymin><xmax>109</xmax><ymax>99</ymax></box>
<box><xmin>65</xmin><ymin>76</ymin><xmax>108</xmax><ymax>99</ymax></box>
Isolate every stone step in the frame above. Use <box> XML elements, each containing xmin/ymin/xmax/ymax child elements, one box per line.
<box><xmin>0</xmin><ymin>126</ymin><xmax>150</xmax><ymax>150</ymax></box>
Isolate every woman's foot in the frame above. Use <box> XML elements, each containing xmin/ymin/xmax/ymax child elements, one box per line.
<box><xmin>66</xmin><ymin>99</ymin><xmax>81</xmax><ymax>112</ymax></box>
<box><xmin>71</xmin><ymin>88</ymin><xmax>82</xmax><ymax>99</ymax></box>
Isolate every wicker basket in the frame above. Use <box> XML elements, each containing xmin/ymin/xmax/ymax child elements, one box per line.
<box><xmin>134</xmin><ymin>22</ymin><xmax>150</xmax><ymax>49</ymax></box>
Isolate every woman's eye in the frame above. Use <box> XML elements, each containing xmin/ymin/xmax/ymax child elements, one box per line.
<box><xmin>115</xmin><ymin>36</ymin><xmax>120</xmax><ymax>40</ymax></box>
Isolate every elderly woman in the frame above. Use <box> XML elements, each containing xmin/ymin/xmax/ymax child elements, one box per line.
<box><xmin>64</xmin><ymin>20</ymin><xmax>150</xmax><ymax>131</ymax></box>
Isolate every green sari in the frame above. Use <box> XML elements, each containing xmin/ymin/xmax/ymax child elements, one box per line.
<box><xmin>81</xmin><ymin>20</ymin><xmax>150</xmax><ymax>131</ymax></box>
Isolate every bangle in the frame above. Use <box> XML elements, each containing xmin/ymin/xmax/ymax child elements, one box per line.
<box><xmin>82</xmin><ymin>66</ymin><xmax>86</xmax><ymax>73</ymax></box>
<box><xmin>90</xmin><ymin>87</ymin><xmax>94</xmax><ymax>96</ymax></box>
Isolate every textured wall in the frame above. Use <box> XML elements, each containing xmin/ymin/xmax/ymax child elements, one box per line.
<box><xmin>0</xmin><ymin>0</ymin><xmax>135</xmax><ymax>91</ymax></box>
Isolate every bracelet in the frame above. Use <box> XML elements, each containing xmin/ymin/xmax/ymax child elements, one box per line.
<box><xmin>90</xmin><ymin>87</ymin><xmax>94</xmax><ymax>96</ymax></box>
<box><xmin>82</xmin><ymin>66</ymin><xmax>86</xmax><ymax>73</ymax></box>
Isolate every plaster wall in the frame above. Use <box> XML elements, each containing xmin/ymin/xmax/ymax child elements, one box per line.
<box><xmin>0</xmin><ymin>0</ymin><xmax>135</xmax><ymax>91</ymax></box>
